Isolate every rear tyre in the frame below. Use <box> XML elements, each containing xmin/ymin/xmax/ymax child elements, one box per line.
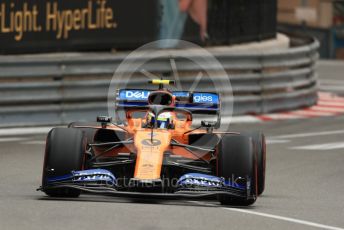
<box><xmin>217</xmin><ymin>135</ymin><xmax>258</xmax><ymax>206</ymax></box>
<box><xmin>241</xmin><ymin>131</ymin><xmax>266</xmax><ymax>195</ymax></box>
<box><xmin>42</xmin><ymin>128</ymin><xmax>86</xmax><ymax>197</ymax></box>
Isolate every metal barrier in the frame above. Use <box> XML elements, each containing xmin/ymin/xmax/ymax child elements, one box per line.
<box><xmin>0</xmin><ymin>34</ymin><xmax>319</xmax><ymax>127</ymax></box>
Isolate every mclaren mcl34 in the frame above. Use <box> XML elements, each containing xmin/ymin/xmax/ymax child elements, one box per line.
<box><xmin>39</xmin><ymin>79</ymin><xmax>266</xmax><ymax>206</ymax></box>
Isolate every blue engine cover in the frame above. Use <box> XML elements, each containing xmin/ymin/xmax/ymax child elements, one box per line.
<box><xmin>47</xmin><ymin>169</ymin><xmax>117</xmax><ymax>186</ymax></box>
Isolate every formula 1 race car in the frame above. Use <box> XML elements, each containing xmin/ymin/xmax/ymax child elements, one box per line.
<box><xmin>39</xmin><ymin>79</ymin><xmax>266</xmax><ymax>206</ymax></box>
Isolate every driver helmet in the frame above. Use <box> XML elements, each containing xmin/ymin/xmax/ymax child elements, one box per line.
<box><xmin>157</xmin><ymin>112</ymin><xmax>173</xmax><ymax>129</ymax></box>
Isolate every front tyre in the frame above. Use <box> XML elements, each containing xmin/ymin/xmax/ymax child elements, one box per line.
<box><xmin>68</xmin><ymin>121</ymin><xmax>97</xmax><ymax>143</ymax></box>
<box><xmin>217</xmin><ymin>135</ymin><xmax>258</xmax><ymax>206</ymax></box>
<box><xmin>241</xmin><ymin>131</ymin><xmax>266</xmax><ymax>195</ymax></box>
<box><xmin>42</xmin><ymin>128</ymin><xmax>86</xmax><ymax>197</ymax></box>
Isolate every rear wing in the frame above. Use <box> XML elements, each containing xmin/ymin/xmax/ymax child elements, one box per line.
<box><xmin>115</xmin><ymin>89</ymin><xmax>221</xmax><ymax>115</ymax></box>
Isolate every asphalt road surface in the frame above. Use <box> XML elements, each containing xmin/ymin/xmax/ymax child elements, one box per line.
<box><xmin>0</xmin><ymin>61</ymin><xmax>344</xmax><ymax>230</ymax></box>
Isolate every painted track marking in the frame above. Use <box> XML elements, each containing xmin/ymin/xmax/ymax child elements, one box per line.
<box><xmin>291</xmin><ymin>142</ymin><xmax>344</xmax><ymax>150</ymax></box>
<box><xmin>266</xmin><ymin>139</ymin><xmax>290</xmax><ymax>144</ymax></box>
<box><xmin>270</xmin><ymin>130</ymin><xmax>344</xmax><ymax>139</ymax></box>
<box><xmin>21</xmin><ymin>140</ymin><xmax>46</xmax><ymax>145</ymax></box>
<box><xmin>188</xmin><ymin>201</ymin><xmax>344</xmax><ymax>230</ymax></box>
<box><xmin>224</xmin><ymin>208</ymin><xmax>344</xmax><ymax>230</ymax></box>
<box><xmin>0</xmin><ymin>137</ymin><xmax>28</xmax><ymax>142</ymax></box>
<box><xmin>0</xmin><ymin>127</ymin><xmax>53</xmax><ymax>137</ymax></box>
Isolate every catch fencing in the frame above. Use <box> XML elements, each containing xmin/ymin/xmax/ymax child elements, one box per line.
<box><xmin>0</xmin><ymin>34</ymin><xmax>319</xmax><ymax>127</ymax></box>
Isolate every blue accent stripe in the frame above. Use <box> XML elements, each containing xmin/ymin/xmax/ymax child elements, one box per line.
<box><xmin>117</xmin><ymin>89</ymin><xmax>220</xmax><ymax>113</ymax></box>
<box><xmin>117</xmin><ymin>102</ymin><xmax>219</xmax><ymax>111</ymax></box>
<box><xmin>46</xmin><ymin>169</ymin><xmax>117</xmax><ymax>186</ymax></box>
<box><xmin>177</xmin><ymin>173</ymin><xmax>246</xmax><ymax>190</ymax></box>
<box><xmin>117</xmin><ymin>102</ymin><xmax>148</xmax><ymax>107</ymax></box>
<box><xmin>47</xmin><ymin>173</ymin><xmax>73</xmax><ymax>183</ymax></box>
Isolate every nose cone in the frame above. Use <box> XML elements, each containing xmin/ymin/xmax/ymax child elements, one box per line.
<box><xmin>133</xmin><ymin>130</ymin><xmax>171</xmax><ymax>180</ymax></box>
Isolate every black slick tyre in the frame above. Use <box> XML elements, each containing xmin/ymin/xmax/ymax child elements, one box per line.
<box><xmin>68</xmin><ymin>122</ymin><xmax>97</xmax><ymax>143</ymax></box>
<box><xmin>217</xmin><ymin>135</ymin><xmax>258</xmax><ymax>206</ymax></box>
<box><xmin>42</xmin><ymin>128</ymin><xmax>86</xmax><ymax>197</ymax></box>
<box><xmin>241</xmin><ymin>131</ymin><xmax>266</xmax><ymax>195</ymax></box>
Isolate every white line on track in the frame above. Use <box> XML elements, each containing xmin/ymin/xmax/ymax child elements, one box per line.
<box><xmin>270</xmin><ymin>129</ymin><xmax>344</xmax><ymax>139</ymax></box>
<box><xmin>266</xmin><ymin>139</ymin><xmax>290</xmax><ymax>144</ymax></box>
<box><xmin>0</xmin><ymin>127</ymin><xmax>53</xmax><ymax>137</ymax></box>
<box><xmin>21</xmin><ymin>140</ymin><xmax>46</xmax><ymax>145</ymax></box>
<box><xmin>224</xmin><ymin>208</ymin><xmax>344</xmax><ymax>230</ymax></box>
<box><xmin>188</xmin><ymin>201</ymin><xmax>344</xmax><ymax>230</ymax></box>
<box><xmin>228</xmin><ymin>116</ymin><xmax>262</xmax><ymax>123</ymax></box>
<box><xmin>0</xmin><ymin>137</ymin><xmax>28</xmax><ymax>142</ymax></box>
<box><xmin>291</xmin><ymin>142</ymin><xmax>344</xmax><ymax>150</ymax></box>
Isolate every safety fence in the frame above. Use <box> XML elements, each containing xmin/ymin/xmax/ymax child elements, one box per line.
<box><xmin>0</xmin><ymin>34</ymin><xmax>319</xmax><ymax>127</ymax></box>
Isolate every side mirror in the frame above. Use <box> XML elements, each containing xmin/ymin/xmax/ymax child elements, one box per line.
<box><xmin>201</xmin><ymin>120</ymin><xmax>218</xmax><ymax>132</ymax></box>
<box><xmin>201</xmin><ymin>120</ymin><xmax>217</xmax><ymax>128</ymax></box>
<box><xmin>97</xmin><ymin>116</ymin><xmax>112</xmax><ymax>128</ymax></box>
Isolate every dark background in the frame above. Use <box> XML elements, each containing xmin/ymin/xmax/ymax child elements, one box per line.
<box><xmin>206</xmin><ymin>0</ymin><xmax>277</xmax><ymax>45</ymax></box>
<box><xmin>0</xmin><ymin>0</ymin><xmax>277</xmax><ymax>54</ymax></box>
<box><xmin>0</xmin><ymin>0</ymin><xmax>160</xmax><ymax>54</ymax></box>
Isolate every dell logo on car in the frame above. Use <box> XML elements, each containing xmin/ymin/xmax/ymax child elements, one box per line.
<box><xmin>193</xmin><ymin>94</ymin><xmax>214</xmax><ymax>103</ymax></box>
<box><xmin>125</xmin><ymin>91</ymin><xmax>150</xmax><ymax>99</ymax></box>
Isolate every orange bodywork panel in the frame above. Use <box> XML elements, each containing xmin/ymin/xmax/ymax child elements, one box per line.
<box><xmin>134</xmin><ymin>130</ymin><xmax>171</xmax><ymax>180</ymax></box>
<box><xmin>78</xmin><ymin>109</ymin><xmax>213</xmax><ymax>181</ymax></box>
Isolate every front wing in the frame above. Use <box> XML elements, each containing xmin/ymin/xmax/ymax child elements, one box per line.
<box><xmin>39</xmin><ymin>169</ymin><xmax>253</xmax><ymax>200</ymax></box>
